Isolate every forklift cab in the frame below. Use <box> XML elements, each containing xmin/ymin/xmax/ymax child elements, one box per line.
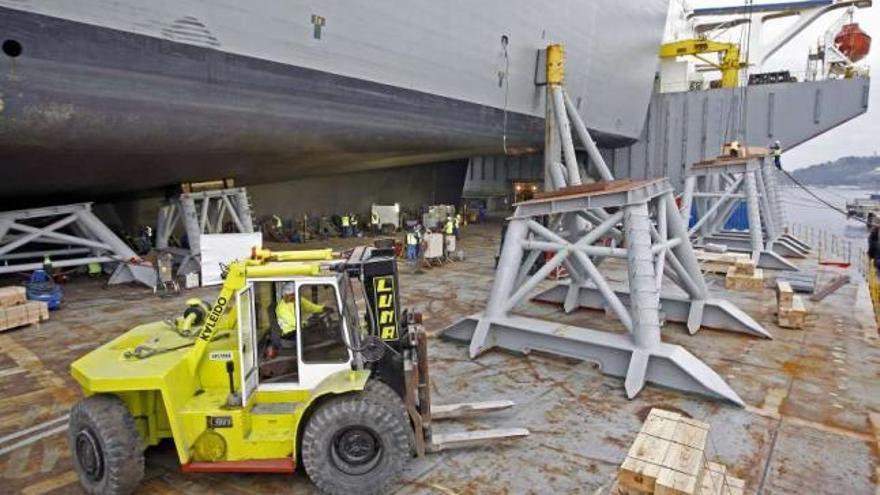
<box><xmin>238</xmin><ymin>273</ymin><xmax>358</xmax><ymax>401</ymax></box>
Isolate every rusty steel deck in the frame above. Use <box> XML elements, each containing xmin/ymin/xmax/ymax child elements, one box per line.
<box><xmin>0</xmin><ymin>223</ymin><xmax>878</xmax><ymax>494</ymax></box>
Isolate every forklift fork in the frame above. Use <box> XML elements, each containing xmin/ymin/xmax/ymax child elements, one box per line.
<box><xmin>402</xmin><ymin>329</ymin><xmax>529</xmax><ymax>455</ymax></box>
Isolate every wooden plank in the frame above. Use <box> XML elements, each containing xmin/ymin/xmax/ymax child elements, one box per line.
<box><xmin>725</xmin><ymin>268</ymin><xmax>764</xmax><ymax>292</ymax></box>
<box><xmin>778</xmin><ymin>295</ymin><xmax>807</xmax><ymax>329</ymax></box>
<box><xmin>662</xmin><ymin>442</ymin><xmax>704</xmax><ymax>477</ymax></box>
<box><xmin>0</xmin><ymin>301</ymin><xmax>48</xmax><ymax>331</ymax></box>
<box><xmin>776</xmin><ymin>281</ymin><xmax>794</xmax><ymax>307</ymax></box>
<box><xmin>627</xmin><ymin>432</ymin><xmax>672</xmax><ymax>465</ymax></box>
<box><xmin>656</xmin><ymin>466</ymin><xmax>701</xmax><ymax>495</ymax></box>
<box><xmin>527</xmin><ymin>178</ymin><xmax>664</xmax><ymax>203</ymax></box>
<box><xmin>699</xmin><ymin>463</ymin><xmax>745</xmax><ymax>495</ymax></box>
<box><xmin>648</xmin><ymin>408</ymin><xmax>683</xmax><ymax>422</ymax></box>
<box><xmin>672</xmin><ymin>420</ymin><xmax>709</xmax><ymax>450</ymax></box>
<box><xmin>733</xmin><ymin>259</ymin><xmax>755</xmax><ymax>276</ymax></box>
<box><xmin>809</xmin><ymin>274</ymin><xmax>850</xmax><ymax>302</ymax></box>
<box><xmin>0</xmin><ymin>286</ymin><xmax>26</xmax><ymax>308</ymax></box>
<box><xmin>642</xmin><ymin>411</ymin><xmax>681</xmax><ymax>440</ymax></box>
<box><xmin>619</xmin><ymin>456</ymin><xmax>663</xmax><ymax>494</ymax></box>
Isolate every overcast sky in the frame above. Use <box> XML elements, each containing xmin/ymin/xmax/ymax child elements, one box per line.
<box><xmin>689</xmin><ymin>0</ymin><xmax>878</xmax><ymax>169</ymax></box>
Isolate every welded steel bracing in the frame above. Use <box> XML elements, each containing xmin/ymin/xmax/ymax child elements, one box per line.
<box><xmin>444</xmin><ymin>179</ymin><xmax>760</xmax><ymax>405</ymax></box>
<box><xmin>762</xmin><ymin>161</ymin><xmax>812</xmax><ymax>253</ymax></box>
<box><xmin>529</xmin><ymin>56</ymin><xmax>765</xmax><ymax>338</ymax></box>
<box><xmin>0</xmin><ymin>203</ymin><xmax>157</xmax><ymax>288</ymax></box>
<box><xmin>682</xmin><ymin>157</ymin><xmax>803</xmax><ymax>270</ymax></box>
<box><xmin>155</xmin><ymin>187</ymin><xmax>255</xmax><ymax>275</ymax></box>
<box><xmin>444</xmin><ymin>47</ymin><xmax>768</xmax><ymax>404</ymax></box>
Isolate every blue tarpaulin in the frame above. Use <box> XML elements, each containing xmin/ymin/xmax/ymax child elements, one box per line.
<box><xmin>687</xmin><ymin>201</ymin><xmax>749</xmax><ymax>231</ymax></box>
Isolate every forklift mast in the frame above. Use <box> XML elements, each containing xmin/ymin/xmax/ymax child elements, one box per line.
<box><xmin>339</xmin><ymin>246</ymin><xmax>409</xmax><ymax>397</ymax></box>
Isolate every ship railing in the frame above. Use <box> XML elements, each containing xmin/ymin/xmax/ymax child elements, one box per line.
<box><xmin>790</xmin><ymin>222</ymin><xmax>880</xmax><ymax>324</ymax></box>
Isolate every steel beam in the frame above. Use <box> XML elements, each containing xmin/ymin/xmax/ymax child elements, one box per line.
<box><xmin>444</xmin><ymin>315</ymin><xmax>745</xmax><ymax>406</ymax></box>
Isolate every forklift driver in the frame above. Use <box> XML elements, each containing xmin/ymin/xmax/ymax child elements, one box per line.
<box><xmin>275</xmin><ymin>283</ymin><xmax>326</xmax><ymax>347</ymax></box>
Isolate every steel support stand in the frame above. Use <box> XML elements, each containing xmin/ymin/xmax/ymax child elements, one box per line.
<box><xmin>443</xmin><ymin>44</ymin><xmax>767</xmax><ymax>406</ymax></box>
<box><xmin>682</xmin><ymin>157</ymin><xmax>800</xmax><ymax>270</ymax></box>
<box><xmin>155</xmin><ymin>187</ymin><xmax>255</xmax><ymax>276</ymax></box>
<box><xmin>443</xmin><ymin>179</ymin><xmax>755</xmax><ymax>405</ymax></box>
<box><xmin>0</xmin><ymin>203</ymin><xmax>156</xmax><ymax>288</ymax></box>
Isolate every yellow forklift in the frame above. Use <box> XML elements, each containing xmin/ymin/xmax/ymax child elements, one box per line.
<box><xmin>68</xmin><ymin>246</ymin><xmax>527</xmax><ymax>494</ymax></box>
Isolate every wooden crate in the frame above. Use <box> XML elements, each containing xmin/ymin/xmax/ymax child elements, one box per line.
<box><xmin>0</xmin><ymin>301</ymin><xmax>49</xmax><ymax>332</ymax></box>
<box><xmin>778</xmin><ymin>295</ymin><xmax>806</xmax><ymax>329</ymax></box>
<box><xmin>725</xmin><ymin>267</ymin><xmax>764</xmax><ymax>292</ymax></box>
<box><xmin>0</xmin><ymin>286</ymin><xmax>26</xmax><ymax>308</ymax></box>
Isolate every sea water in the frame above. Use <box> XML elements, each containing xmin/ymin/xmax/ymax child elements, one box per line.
<box><xmin>780</xmin><ymin>185</ymin><xmax>875</xmax><ymax>250</ymax></box>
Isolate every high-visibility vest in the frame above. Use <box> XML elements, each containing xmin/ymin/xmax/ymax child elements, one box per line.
<box><xmin>772</xmin><ymin>146</ymin><xmax>782</xmax><ymax>156</ymax></box>
<box><xmin>371</xmin><ymin>213</ymin><xmax>380</xmax><ymax>225</ymax></box>
<box><xmin>444</xmin><ymin>220</ymin><xmax>454</xmax><ymax>235</ymax></box>
<box><xmin>276</xmin><ymin>301</ymin><xmax>298</xmax><ymax>335</ymax></box>
<box><xmin>341</xmin><ymin>216</ymin><xmax>350</xmax><ymax>227</ymax></box>
<box><xmin>406</xmin><ymin>233</ymin><xmax>417</xmax><ymax>245</ymax></box>
<box><xmin>276</xmin><ymin>297</ymin><xmax>325</xmax><ymax>335</ymax></box>
<box><xmin>454</xmin><ymin>214</ymin><xmax>461</xmax><ymax>228</ymax></box>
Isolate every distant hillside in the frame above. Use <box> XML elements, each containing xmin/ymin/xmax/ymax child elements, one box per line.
<box><xmin>791</xmin><ymin>155</ymin><xmax>880</xmax><ymax>186</ymax></box>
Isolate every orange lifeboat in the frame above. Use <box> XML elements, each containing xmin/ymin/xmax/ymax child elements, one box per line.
<box><xmin>835</xmin><ymin>23</ymin><xmax>871</xmax><ymax>62</ymax></box>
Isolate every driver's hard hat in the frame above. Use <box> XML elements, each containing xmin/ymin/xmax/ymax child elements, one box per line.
<box><xmin>281</xmin><ymin>282</ymin><xmax>295</xmax><ymax>296</ymax></box>
<box><xmin>775</xmin><ymin>140</ymin><xmax>780</xmax><ymax>145</ymax></box>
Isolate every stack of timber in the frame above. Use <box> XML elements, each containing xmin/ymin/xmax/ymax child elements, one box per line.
<box><xmin>695</xmin><ymin>251</ymin><xmax>750</xmax><ymax>274</ymax></box>
<box><xmin>0</xmin><ymin>286</ymin><xmax>49</xmax><ymax>332</ymax></box>
<box><xmin>611</xmin><ymin>408</ymin><xmax>745</xmax><ymax>495</ymax></box>
<box><xmin>724</xmin><ymin>259</ymin><xmax>764</xmax><ymax>292</ymax></box>
<box><xmin>776</xmin><ymin>281</ymin><xmax>807</xmax><ymax>329</ymax></box>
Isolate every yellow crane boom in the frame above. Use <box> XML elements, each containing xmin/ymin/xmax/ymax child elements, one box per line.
<box><xmin>658</xmin><ymin>39</ymin><xmax>742</xmax><ymax>89</ymax></box>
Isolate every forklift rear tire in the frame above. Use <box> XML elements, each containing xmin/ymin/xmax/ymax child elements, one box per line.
<box><xmin>302</xmin><ymin>393</ymin><xmax>410</xmax><ymax>495</ymax></box>
<box><xmin>68</xmin><ymin>395</ymin><xmax>144</xmax><ymax>495</ymax></box>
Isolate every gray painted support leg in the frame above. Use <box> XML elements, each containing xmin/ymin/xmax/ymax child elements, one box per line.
<box><xmin>680</xmin><ymin>176</ymin><xmax>696</xmax><ymax>224</ymax></box>
<box><xmin>469</xmin><ymin>219</ymin><xmax>529</xmax><ymax>358</ymax></box>
<box><xmin>622</xmin><ymin>203</ymin><xmax>661</xmax><ymax>397</ymax></box>
<box><xmin>744</xmin><ymin>171</ymin><xmax>765</xmax><ymax>262</ymax></box>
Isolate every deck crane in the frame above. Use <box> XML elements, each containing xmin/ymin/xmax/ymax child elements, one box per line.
<box><xmin>658</xmin><ymin>39</ymin><xmax>743</xmax><ymax>88</ymax></box>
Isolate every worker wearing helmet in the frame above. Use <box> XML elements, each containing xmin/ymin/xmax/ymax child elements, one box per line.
<box><xmin>275</xmin><ymin>283</ymin><xmax>325</xmax><ymax>338</ymax></box>
<box><xmin>770</xmin><ymin>140</ymin><xmax>783</xmax><ymax>170</ymax></box>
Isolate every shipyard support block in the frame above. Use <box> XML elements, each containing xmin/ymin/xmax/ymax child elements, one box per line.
<box><xmin>443</xmin><ymin>179</ymin><xmax>766</xmax><ymax>406</ymax></box>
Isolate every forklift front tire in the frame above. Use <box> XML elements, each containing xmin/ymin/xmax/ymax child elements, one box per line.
<box><xmin>302</xmin><ymin>393</ymin><xmax>410</xmax><ymax>495</ymax></box>
<box><xmin>68</xmin><ymin>394</ymin><xmax>145</xmax><ymax>495</ymax></box>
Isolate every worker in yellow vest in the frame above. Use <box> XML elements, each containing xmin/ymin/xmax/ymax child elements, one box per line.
<box><xmin>454</xmin><ymin>213</ymin><xmax>462</xmax><ymax>239</ymax></box>
<box><xmin>371</xmin><ymin>211</ymin><xmax>380</xmax><ymax>236</ymax></box>
<box><xmin>274</xmin><ymin>283</ymin><xmax>326</xmax><ymax>347</ymax></box>
<box><xmin>405</xmin><ymin>229</ymin><xmax>419</xmax><ymax>261</ymax></box>
<box><xmin>340</xmin><ymin>214</ymin><xmax>351</xmax><ymax>238</ymax></box>
<box><xmin>444</xmin><ymin>216</ymin><xmax>454</xmax><ymax>236</ymax></box>
<box><xmin>770</xmin><ymin>140</ymin><xmax>783</xmax><ymax>170</ymax></box>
